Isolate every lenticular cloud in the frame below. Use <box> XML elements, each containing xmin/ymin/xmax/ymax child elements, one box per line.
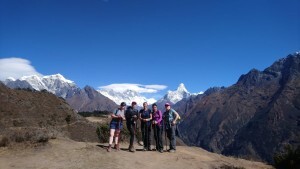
<box><xmin>0</xmin><ymin>57</ymin><xmax>42</xmax><ymax>81</ymax></box>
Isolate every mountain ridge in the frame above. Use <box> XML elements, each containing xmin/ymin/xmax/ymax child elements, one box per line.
<box><xmin>178</xmin><ymin>53</ymin><xmax>300</xmax><ymax>163</ymax></box>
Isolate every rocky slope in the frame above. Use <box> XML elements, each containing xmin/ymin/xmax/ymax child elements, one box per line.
<box><xmin>179</xmin><ymin>53</ymin><xmax>300</xmax><ymax>163</ymax></box>
<box><xmin>0</xmin><ymin>83</ymin><xmax>99</xmax><ymax>145</ymax></box>
<box><xmin>66</xmin><ymin>86</ymin><xmax>118</xmax><ymax>112</ymax></box>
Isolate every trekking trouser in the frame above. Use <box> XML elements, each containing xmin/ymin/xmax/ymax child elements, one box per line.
<box><xmin>164</xmin><ymin>121</ymin><xmax>167</xmax><ymax>151</ymax></box>
<box><xmin>154</xmin><ymin>124</ymin><xmax>158</xmax><ymax>150</ymax></box>
<box><xmin>166</xmin><ymin>125</ymin><xmax>176</xmax><ymax>150</ymax></box>
<box><xmin>127</xmin><ymin>122</ymin><xmax>135</xmax><ymax>146</ymax></box>
<box><xmin>141</xmin><ymin>122</ymin><xmax>151</xmax><ymax>149</ymax></box>
<box><xmin>154</xmin><ymin>125</ymin><xmax>163</xmax><ymax>150</ymax></box>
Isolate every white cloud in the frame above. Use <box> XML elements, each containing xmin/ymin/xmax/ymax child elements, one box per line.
<box><xmin>98</xmin><ymin>83</ymin><xmax>167</xmax><ymax>93</ymax></box>
<box><xmin>0</xmin><ymin>58</ymin><xmax>42</xmax><ymax>81</ymax></box>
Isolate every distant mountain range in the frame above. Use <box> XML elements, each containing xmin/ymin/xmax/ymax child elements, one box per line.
<box><xmin>178</xmin><ymin>52</ymin><xmax>300</xmax><ymax>163</ymax></box>
<box><xmin>2</xmin><ymin>74</ymin><xmax>117</xmax><ymax>112</ymax></box>
<box><xmin>98</xmin><ymin>83</ymin><xmax>202</xmax><ymax>108</ymax></box>
<box><xmin>3</xmin><ymin>74</ymin><xmax>78</xmax><ymax>98</ymax></box>
<box><xmin>2</xmin><ymin>74</ymin><xmax>200</xmax><ymax>111</ymax></box>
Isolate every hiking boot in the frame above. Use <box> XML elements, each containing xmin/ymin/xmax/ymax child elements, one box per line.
<box><xmin>116</xmin><ymin>144</ymin><xmax>120</xmax><ymax>151</ymax></box>
<box><xmin>107</xmin><ymin>145</ymin><xmax>112</xmax><ymax>152</ymax></box>
<box><xmin>129</xmin><ymin>145</ymin><xmax>135</xmax><ymax>152</ymax></box>
<box><xmin>138</xmin><ymin>141</ymin><xmax>144</xmax><ymax>146</ymax></box>
<box><xmin>169</xmin><ymin>149</ymin><xmax>176</xmax><ymax>153</ymax></box>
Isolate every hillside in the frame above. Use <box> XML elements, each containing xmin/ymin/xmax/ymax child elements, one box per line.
<box><xmin>179</xmin><ymin>53</ymin><xmax>300</xmax><ymax>163</ymax></box>
<box><xmin>0</xmin><ymin>82</ymin><xmax>99</xmax><ymax>145</ymax></box>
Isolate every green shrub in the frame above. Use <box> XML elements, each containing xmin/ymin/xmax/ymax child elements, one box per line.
<box><xmin>273</xmin><ymin>145</ymin><xmax>300</xmax><ymax>169</ymax></box>
<box><xmin>65</xmin><ymin>115</ymin><xmax>71</xmax><ymax>124</ymax></box>
<box><xmin>0</xmin><ymin>136</ymin><xmax>9</xmax><ymax>147</ymax></box>
<box><xmin>96</xmin><ymin>124</ymin><xmax>110</xmax><ymax>143</ymax></box>
<box><xmin>96</xmin><ymin>123</ymin><xmax>139</xmax><ymax>143</ymax></box>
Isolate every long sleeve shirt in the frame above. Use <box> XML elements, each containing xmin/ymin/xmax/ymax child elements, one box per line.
<box><xmin>152</xmin><ymin>110</ymin><xmax>162</xmax><ymax>126</ymax></box>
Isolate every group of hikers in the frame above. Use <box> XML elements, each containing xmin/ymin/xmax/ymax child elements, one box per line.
<box><xmin>107</xmin><ymin>101</ymin><xmax>180</xmax><ymax>153</ymax></box>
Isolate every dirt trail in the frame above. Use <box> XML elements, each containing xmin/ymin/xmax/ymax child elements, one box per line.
<box><xmin>0</xmin><ymin>137</ymin><xmax>273</xmax><ymax>169</ymax></box>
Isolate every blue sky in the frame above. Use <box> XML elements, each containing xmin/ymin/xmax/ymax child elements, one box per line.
<box><xmin>0</xmin><ymin>0</ymin><xmax>299</xmax><ymax>98</ymax></box>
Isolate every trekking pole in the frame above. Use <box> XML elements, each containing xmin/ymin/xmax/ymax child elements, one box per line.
<box><xmin>118</xmin><ymin>118</ymin><xmax>121</xmax><ymax>145</ymax></box>
<box><xmin>154</xmin><ymin>122</ymin><xmax>158</xmax><ymax>151</ymax></box>
<box><xmin>164</xmin><ymin>120</ymin><xmax>167</xmax><ymax>151</ymax></box>
<box><xmin>134</xmin><ymin>117</ymin><xmax>138</xmax><ymax>144</ymax></box>
<box><xmin>143</xmin><ymin>120</ymin><xmax>146</xmax><ymax>148</ymax></box>
<box><xmin>146</xmin><ymin>119</ymin><xmax>149</xmax><ymax>149</ymax></box>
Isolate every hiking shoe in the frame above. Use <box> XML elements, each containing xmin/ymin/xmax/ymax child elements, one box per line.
<box><xmin>116</xmin><ymin>144</ymin><xmax>120</xmax><ymax>151</ymax></box>
<box><xmin>159</xmin><ymin>149</ymin><xmax>164</xmax><ymax>153</ymax></box>
<box><xmin>107</xmin><ymin>145</ymin><xmax>112</xmax><ymax>152</ymax></box>
<box><xmin>143</xmin><ymin>148</ymin><xmax>147</xmax><ymax>151</ymax></box>
<box><xmin>169</xmin><ymin>149</ymin><xmax>176</xmax><ymax>153</ymax></box>
<box><xmin>129</xmin><ymin>146</ymin><xmax>136</xmax><ymax>152</ymax></box>
<box><xmin>138</xmin><ymin>141</ymin><xmax>144</xmax><ymax>146</ymax></box>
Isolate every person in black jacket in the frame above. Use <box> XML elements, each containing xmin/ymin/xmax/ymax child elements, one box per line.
<box><xmin>125</xmin><ymin>101</ymin><xmax>139</xmax><ymax>152</ymax></box>
<box><xmin>139</xmin><ymin>102</ymin><xmax>152</xmax><ymax>151</ymax></box>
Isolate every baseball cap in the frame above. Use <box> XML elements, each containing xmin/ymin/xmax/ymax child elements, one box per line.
<box><xmin>131</xmin><ymin>101</ymin><xmax>137</xmax><ymax>105</ymax></box>
<box><xmin>165</xmin><ymin>103</ymin><xmax>170</xmax><ymax>106</ymax></box>
<box><xmin>120</xmin><ymin>102</ymin><xmax>126</xmax><ymax>106</ymax></box>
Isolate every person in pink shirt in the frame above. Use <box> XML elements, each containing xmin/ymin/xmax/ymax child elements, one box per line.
<box><xmin>152</xmin><ymin>103</ymin><xmax>163</xmax><ymax>153</ymax></box>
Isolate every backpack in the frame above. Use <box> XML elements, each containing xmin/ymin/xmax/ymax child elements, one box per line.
<box><xmin>177</xmin><ymin>113</ymin><xmax>181</xmax><ymax>122</ymax></box>
<box><xmin>166</xmin><ymin>109</ymin><xmax>181</xmax><ymax>122</ymax></box>
<box><xmin>114</xmin><ymin>109</ymin><xmax>119</xmax><ymax>115</ymax></box>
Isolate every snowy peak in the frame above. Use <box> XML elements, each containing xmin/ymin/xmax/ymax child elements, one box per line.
<box><xmin>43</xmin><ymin>74</ymin><xmax>74</xmax><ymax>84</ymax></box>
<box><xmin>162</xmin><ymin>83</ymin><xmax>191</xmax><ymax>104</ymax></box>
<box><xmin>98</xmin><ymin>89</ymin><xmax>156</xmax><ymax>106</ymax></box>
<box><xmin>177</xmin><ymin>83</ymin><xmax>188</xmax><ymax>93</ymax></box>
<box><xmin>19</xmin><ymin>75</ymin><xmax>46</xmax><ymax>90</ymax></box>
<box><xmin>3</xmin><ymin>74</ymin><xmax>78</xmax><ymax>98</ymax></box>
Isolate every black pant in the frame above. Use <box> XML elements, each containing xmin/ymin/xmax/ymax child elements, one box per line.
<box><xmin>126</xmin><ymin>122</ymin><xmax>135</xmax><ymax>146</ymax></box>
<box><xmin>153</xmin><ymin>125</ymin><xmax>163</xmax><ymax>150</ymax></box>
<box><xmin>141</xmin><ymin>123</ymin><xmax>151</xmax><ymax>149</ymax></box>
<box><xmin>166</xmin><ymin>125</ymin><xmax>176</xmax><ymax>150</ymax></box>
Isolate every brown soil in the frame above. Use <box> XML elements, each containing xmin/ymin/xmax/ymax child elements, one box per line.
<box><xmin>0</xmin><ymin>137</ymin><xmax>273</xmax><ymax>169</ymax></box>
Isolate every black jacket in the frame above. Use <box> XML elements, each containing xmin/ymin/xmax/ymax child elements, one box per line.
<box><xmin>125</xmin><ymin>106</ymin><xmax>139</xmax><ymax>124</ymax></box>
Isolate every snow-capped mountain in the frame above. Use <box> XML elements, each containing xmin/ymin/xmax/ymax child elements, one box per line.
<box><xmin>155</xmin><ymin>83</ymin><xmax>203</xmax><ymax>110</ymax></box>
<box><xmin>158</xmin><ymin>83</ymin><xmax>191</xmax><ymax>104</ymax></box>
<box><xmin>98</xmin><ymin>88</ymin><xmax>156</xmax><ymax>106</ymax></box>
<box><xmin>3</xmin><ymin>74</ymin><xmax>78</xmax><ymax>98</ymax></box>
